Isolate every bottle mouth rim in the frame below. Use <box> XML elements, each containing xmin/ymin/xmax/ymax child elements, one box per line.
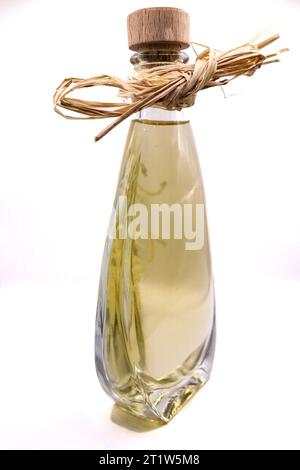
<box><xmin>130</xmin><ymin>50</ymin><xmax>189</xmax><ymax>66</ymax></box>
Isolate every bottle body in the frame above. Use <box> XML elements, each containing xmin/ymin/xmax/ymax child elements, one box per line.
<box><xmin>95</xmin><ymin>109</ymin><xmax>215</xmax><ymax>422</ymax></box>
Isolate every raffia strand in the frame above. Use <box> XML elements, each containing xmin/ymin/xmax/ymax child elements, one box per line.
<box><xmin>53</xmin><ymin>34</ymin><xmax>288</xmax><ymax>142</ymax></box>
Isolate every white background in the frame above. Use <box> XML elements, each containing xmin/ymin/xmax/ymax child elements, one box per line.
<box><xmin>0</xmin><ymin>0</ymin><xmax>299</xmax><ymax>450</ymax></box>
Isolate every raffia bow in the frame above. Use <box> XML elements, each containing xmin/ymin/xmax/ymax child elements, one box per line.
<box><xmin>53</xmin><ymin>34</ymin><xmax>287</xmax><ymax>142</ymax></box>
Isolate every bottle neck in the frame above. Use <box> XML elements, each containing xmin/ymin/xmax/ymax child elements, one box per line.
<box><xmin>131</xmin><ymin>49</ymin><xmax>189</xmax><ymax>122</ymax></box>
<box><xmin>136</xmin><ymin>107</ymin><xmax>186</xmax><ymax>123</ymax></box>
<box><xmin>130</xmin><ymin>49</ymin><xmax>189</xmax><ymax>70</ymax></box>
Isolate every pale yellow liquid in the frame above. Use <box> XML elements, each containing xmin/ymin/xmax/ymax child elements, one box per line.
<box><xmin>95</xmin><ymin>119</ymin><xmax>215</xmax><ymax>422</ymax></box>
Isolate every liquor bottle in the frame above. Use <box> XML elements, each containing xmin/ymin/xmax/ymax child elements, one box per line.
<box><xmin>95</xmin><ymin>7</ymin><xmax>215</xmax><ymax>423</ymax></box>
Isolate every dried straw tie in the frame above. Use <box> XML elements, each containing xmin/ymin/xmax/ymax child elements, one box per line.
<box><xmin>54</xmin><ymin>34</ymin><xmax>287</xmax><ymax>142</ymax></box>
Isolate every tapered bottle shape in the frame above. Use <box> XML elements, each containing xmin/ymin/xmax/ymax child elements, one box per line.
<box><xmin>95</xmin><ymin>110</ymin><xmax>215</xmax><ymax>422</ymax></box>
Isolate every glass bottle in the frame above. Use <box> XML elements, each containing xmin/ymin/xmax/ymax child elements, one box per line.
<box><xmin>95</xmin><ymin>7</ymin><xmax>215</xmax><ymax>424</ymax></box>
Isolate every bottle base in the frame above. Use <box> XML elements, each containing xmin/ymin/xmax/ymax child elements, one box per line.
<box><xmin>111</xmin><ymin>404</ymin><xmax>166</xmax><ymax>432</ymax></box>
<box><xmin>111</xmin><ymin>314</ymin><xmax>216</xmax><ymax>425</ymax></box>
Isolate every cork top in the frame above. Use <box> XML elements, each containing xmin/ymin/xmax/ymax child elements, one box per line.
<box><xmin>127</xmin><ymin>7</ymin><xmax>190</xmax><ymax>51</ymax></box>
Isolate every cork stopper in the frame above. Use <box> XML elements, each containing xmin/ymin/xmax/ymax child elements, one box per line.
<box><xmin>127</xmin><ymin>7</ymin><xmax>190</xmax><ymax>51</ymax></box>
